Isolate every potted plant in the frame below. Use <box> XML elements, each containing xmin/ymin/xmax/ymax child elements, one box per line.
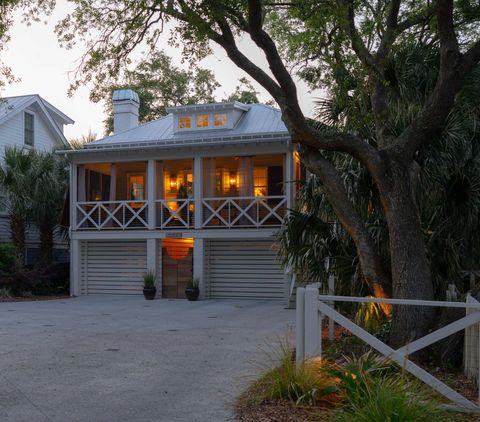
<box><xmin>185</xmin><ymin>277</ymin><xmax>200</xmax><ymax>301</ymax></box>
<box><xmin>143</xmin><ymin>271</ymin><xmax>156</xmax><ymax>300</ymax></box>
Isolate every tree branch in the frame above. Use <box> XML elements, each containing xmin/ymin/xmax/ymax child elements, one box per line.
<box><xmin>299</xmin><ymin>145</ymin><xmax>391</xmax><ymax>297</ymax></box>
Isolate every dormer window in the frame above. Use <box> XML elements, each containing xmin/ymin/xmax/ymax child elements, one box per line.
<box><xmin>24</xmin><ymin>112</ymin><xmax>34</xmax><ymax>146</ymax></box>
<box><xmin>179</xmin><ymin>117</ymin><xmax>191</xmax><ymax>129</ymax></box>
<box><xmin>214</xmin><ymin>113</ymin><xmax>227</xmax><ymax>127</ymax></box>
<box><xmin>196</xmin><ymin>115</ymin><xmax>209</xmax><ymax>128</ymax></box>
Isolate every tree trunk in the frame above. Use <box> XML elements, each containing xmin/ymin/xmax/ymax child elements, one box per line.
<box><xmin>378</xmin><ymin>159</ymin><xmax>435</xmax><ymax>347</ymax></box>
<box><xmin>10</xmin><ymin>214</ymin><xmax>26</xmax><ymax>272</ymax></box>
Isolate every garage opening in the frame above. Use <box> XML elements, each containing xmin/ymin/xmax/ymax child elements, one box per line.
<box><xmin>206</xmin><ymin>240</ymin><xmax>285</xmax><ymax>300</ymax></box>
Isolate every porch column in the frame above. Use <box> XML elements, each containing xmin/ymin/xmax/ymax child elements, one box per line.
<box><xmin>193</xmin><ymin>238</ymin><xmax>205</xmax><ymax>299</ymax></box>
<box><xmin>70</xmin><ymin>239</ymin><xmax>80</xmax><ymax>296</ymax></box>
<box><xmin>70</xmin><ymin>162</ymin><xmax>77</xmax><ymax>231</ymax></box>
<box><xmin>285</xmin><ymin>149</ymin><xmax>294</xmax><ymax>210</ymax></box>
<box><xmin>147</xmin><ymin>238</ymin><xmax>158</xmax><ymax>295</ymax></box>
<box><xmin>147</xmin><ymin>159</ymin><xmax>156</xmax><ymax>229</ymax></box>
<box><xmin>194</xmin><ymin>157</ymin><xmax>203</xmax><ymax>229</ymax></box>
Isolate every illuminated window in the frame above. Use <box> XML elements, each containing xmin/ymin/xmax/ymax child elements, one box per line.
<box><xmin>214</xmin><ymin>113</ymin><xmax>227</xmax><ymax>127</ymax></box>
<box><xmin>196</xmin><ymin>115</ymin><xmax>209</xmax><ymax>127</ymax></box>
<box><xmin>127</xmin><ymin>174</ymin><xmax>145</xmax><ymax>201</ymax></box>
<box><xmin>254</xmin><ymin>167</ymin><xmax>267</xmax><ymax>197</ymax></box>
<box><xmin>179</xmin><ymin>117</ymin><xmax>191</xmax><ymax>129</ymax></box>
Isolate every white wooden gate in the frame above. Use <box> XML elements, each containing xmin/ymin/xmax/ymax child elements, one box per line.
<box><xmin>296</xmin><ymin>286</ymin><xmax>480</xmax><ymax>411</ymax></box>
<box><xmin>205</xmin><ymin>240</ymin><xmax>285</xmax><ymax>300</ymax></box>
<box><xmin>81</xmin><ymin>241</ymin><xmax>147</xmax><ymax>295</ymax></box>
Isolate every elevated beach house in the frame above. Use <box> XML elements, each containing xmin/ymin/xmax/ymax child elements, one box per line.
<box><xmin>64</xmin><ymin>90</ymin><xmax>301</xmax><ymax>301</ymax></box>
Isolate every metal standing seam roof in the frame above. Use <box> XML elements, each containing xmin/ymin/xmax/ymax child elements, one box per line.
<box><xmin>0</xmin><ymin>94</ymin><xmax>74</xmax><ymax>125</ymax></box>
<box><xmin>84</xmin><ymin>103</ymin><xmax>290</xmax><ymax>150</ymax></box>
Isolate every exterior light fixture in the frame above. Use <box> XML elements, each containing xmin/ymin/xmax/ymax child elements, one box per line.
<box><xmin>170</xmin><ymin>174</ymin><xmax>177</xmax><ymax>190</ymax></box>
<box><xmin>229</xmin><ymin>172</ymin><xmax>237</xmax><ymax>187</ymax></box>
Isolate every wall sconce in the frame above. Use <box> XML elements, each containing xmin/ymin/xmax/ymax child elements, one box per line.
<box><xmin>170</xmin><ymin>174</ymin><xmax>177</xmax><ymax>190</ymax></box>
<box><xmin>229</xmin><ymin>172</ymin><xmax>237</xmax><ymax>187</ymax></box>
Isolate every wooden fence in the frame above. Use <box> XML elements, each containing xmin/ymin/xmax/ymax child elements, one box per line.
<box><xmin>296</xmin><ymin>286</ymin><xmax>480</xmax><ymax>411</ymax></box>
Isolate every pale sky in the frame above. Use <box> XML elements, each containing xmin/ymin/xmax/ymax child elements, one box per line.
<box><xmin>1</xmin><ymin>2</ymin><xmax>318</xmax><ymax>140</ymax></box>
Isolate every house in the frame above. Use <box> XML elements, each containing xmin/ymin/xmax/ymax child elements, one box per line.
<box><xmin>0</xmin><ymin>95</ymin><xmax>74</xmax><ymax>259</ymax></box>
<box><xmin>64</xmin><ymin>89</ymin><xmax>302</xmax><ymax>302</ymax></box>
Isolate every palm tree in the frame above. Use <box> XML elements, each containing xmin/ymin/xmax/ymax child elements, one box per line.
<box><xmin>31</xmin><ymin>152</ymin><xmax>69</xmax><ymax>265</ymax></box>
<box><xmin>278</xmin><ymin>42</ymin><xmax>480</xmax><ymax>299</ymax></box>
<box><xmin>0</xmin><ymin>147</ymin><xmax>36</xmax><ymax>271</ymax></box>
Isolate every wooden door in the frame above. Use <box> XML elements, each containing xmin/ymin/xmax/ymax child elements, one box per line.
<box><xmin>162</xmin><ymin>247</ymin><xmax>193</xmax><ymax>298</ymax></box>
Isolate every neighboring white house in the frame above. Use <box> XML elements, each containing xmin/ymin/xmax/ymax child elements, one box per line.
<box><xmin>64</xmin><ymin>89</ymin><xmax>302</xmax><ymax>302</ymax></box>
<box><xmin>0</xmin><ymin>94</ymin><xmax>74</xmax><ymax>255</ymax></box>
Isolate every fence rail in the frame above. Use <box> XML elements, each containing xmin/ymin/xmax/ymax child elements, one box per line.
<box><xmin>296</xmin><ymin>286</ymin><xmax>480</xmax><ymax>411</ymax></box>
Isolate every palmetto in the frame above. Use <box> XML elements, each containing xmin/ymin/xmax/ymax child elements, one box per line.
<box><xmin>278</xmin><ymin>43</ymin><xmax>480</xmax><ymax>297</ymax></box>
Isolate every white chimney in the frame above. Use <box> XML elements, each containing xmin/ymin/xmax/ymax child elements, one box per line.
<box><xmin>112</xmin><ymin>89</ymin><xmax>140</xmax><ymax>133</ymax></box>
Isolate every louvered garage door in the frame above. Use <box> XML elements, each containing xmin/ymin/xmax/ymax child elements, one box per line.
<box><xmin>82</xmin><ymin>241</ymin><xmax>147</xmax><ymax>295</ymax></box>
<box><xmin>206</xmin><ymin>240</ymin><xmax>285</xmax><ymax>300</ymax></box>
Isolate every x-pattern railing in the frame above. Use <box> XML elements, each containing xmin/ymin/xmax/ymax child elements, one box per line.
<box><xmin>296</xmin><ymin>287</ymin><xmax>480</xmax><ymax>411</ymax></box>
<box><xmin>202</xmin><ymin>196</ymin><xmax>286</xmax><ymax>228</ymax></box>
<box><xmin>76</xmin><ymin>201</ymin><xmax>148</xmax><ymax>230</ymax></box>
<box><xmin>156</xmin><ymin>199</ymin><xmax>194</xmax><ymax>229</ymax></box>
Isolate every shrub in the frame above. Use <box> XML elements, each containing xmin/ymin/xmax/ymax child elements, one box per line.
<box><xmin>331</xmin><ymin>353</ymin><xmax>452</xmax><ymax>422</ymax></box>
<box><xmin>0</xmin><ymin>243</ymin><xmax>15</xmax><ymax>274</ymax></box>
<box><xmin>143</xmin><ymin>271</ymin><xmax>156</xmax><ymax>288</ymax></box>
<box><xmin>248</xmin><ymin>341</ymin><xmax>341</xmax><ymax>406</ymax></box>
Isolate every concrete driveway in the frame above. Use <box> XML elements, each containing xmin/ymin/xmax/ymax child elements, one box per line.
<box><xmin>0</xmin><ymin>296</ymin><xmax>294</xmax><ymax>422</ymax></box>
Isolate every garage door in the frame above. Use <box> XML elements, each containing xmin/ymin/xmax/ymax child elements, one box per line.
<box><xmin>206</xmin><ymin>240</ymin><xmax>285</xmax><ymax>300</ymax></box>
<box><xmin>81</xmin><ymin>241</ymin><xmax>147</xmax><ymax>295</ymax></box>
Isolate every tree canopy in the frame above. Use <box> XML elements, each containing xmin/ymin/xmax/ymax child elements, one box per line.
<box><xmin>95</xmin><ymin>50</ymin><xmax>263</xmax><ymax>134</ymax></box>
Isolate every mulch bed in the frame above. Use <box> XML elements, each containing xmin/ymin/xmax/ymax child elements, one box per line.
<box><xmin>236</xmin><ymin>398</ymin><xmax>334</xmax><ymax>422</ymax></box>
<box><xmin>0</xmin><ymin>295</ymin><xmax>70</xmax><ymax>303</ymax></box>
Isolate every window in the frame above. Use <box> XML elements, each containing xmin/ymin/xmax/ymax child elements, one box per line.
<box><xmin>179</xmin><ymin>117</ymin><xmax>191</xmax><ymax>129</ymax></box>
<box><xmin>127</xmin><ymin>174</ymin><xmax>145</xmax><ymax>201</ymax></box>
<box><xmin>196</xmin><ymin>115</ymin><xmax>209</xmax><ymax>128</ymax></box>
<box><xmin>24</xmin><ymin>112</ymin><xmax>34</xmax><ymax>146</ymax></box>
<box><xmin>254</xmin><ymin>167</ymin><xmax>268</xmax><ymax>197</ymax></box>
<box><xmin>214</xmin><ymin>113</ymin><xmax>227</xmax><ymax>127</ymax></box>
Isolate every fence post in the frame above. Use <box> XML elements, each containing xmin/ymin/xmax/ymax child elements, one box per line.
<box><xmin>328</xmin><ymin>274</ymin><xmax>335</xmax><ymax>341</ymax></box>
<box><xmin>296</xmin><ymin>287</ymin><xmax>306</xmax><ymax>367</ymax></box>
<box><xmin>305</xmin><ymin>285</ymin><xmax>320</xmax><ymax>359</ymax></box>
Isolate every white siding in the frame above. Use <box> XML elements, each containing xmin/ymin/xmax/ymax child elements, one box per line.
<box><xmin>81</xmin><ymin>241</ymin><xmax>147</xmax><ymax>295</ymax></box>
<box><xmin>205</xmin><ymin>239</ymin><xmax>285</xmax><ymax>300</ymax></box>
<box><xmin>0</xmin><ymin>104</ymin><xmax>61</xmax><ymax>158</ymax></box>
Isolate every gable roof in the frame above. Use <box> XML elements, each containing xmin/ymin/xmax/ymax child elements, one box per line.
<box><xmin>0</xmin><ymin>95</ymin><xmax>74</xmax><ymax>146</ymax></box>
<box><xmin>82</xmin><ymin>103</ymin><xmax>289</xmax><ymax>151</ymax></box>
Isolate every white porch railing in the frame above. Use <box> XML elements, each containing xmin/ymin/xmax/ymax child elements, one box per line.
<box><xmin>202</xmin><ymin>196</ymin><xmax>287</xmax><ymax>228</ymax></box>
<box><xmin>156</xmin><ymin>199</ymin><xmax>195</xmax><ymax>229</ymax></box>
<box><xmin>75</xmin><ymin>201</ymin><xmax>148</xmax><ymax>230</ymax></box>
<box><xmin>296</xmin><ymin>286</ymin><xmax>480</xmax><ymax>411</ymax></box>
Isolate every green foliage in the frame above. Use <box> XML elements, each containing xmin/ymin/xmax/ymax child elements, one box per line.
<box><xmin>0</xmin><ymin>148</ymin><xmax>68</xmax><ymax>269</ymax></box>
<box><xmin>90</xmin><ymin>50</ymin><xmax>263</xmax><ymax>134</ymax></box>
<box><xmin>252</xmin><ymin>341</ymin><xmax>339</xmax><ymax>406</ymax></box>
<box><xmin>143</xmin><ymin>271</ymin><xmax>156</xmax><ymax>288</ymax></box>
<box><xmin>278</xmin><ymin>43</ymin><xmax>480</xmax><ymax>297</ymax></box>
<box><xmin>354</xmin><ymin>300</ymin><xmax>389</xmax><ymax>334</ymax></box>
<box><xmin>186</xmin><ymin>277</ymin><xmax>199</xmax><ymax>289</ymax></box>
<box><xmin>224</xmin><ymin>77</ymin><xmax>260</xmax><ymax>104</ymax></box>
<box><xmin>330</xmin><ymin>353</ymin><xmax>452</xmax><ymax>422</ymax></box>
<box><xmin>0</xmin><ymin>243</ymin><xmax>15</xmax><ymax>274</ymax></box>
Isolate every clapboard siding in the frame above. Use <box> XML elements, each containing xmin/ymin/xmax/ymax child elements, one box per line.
<box><xmin>206</xmin><ymin>240</ymin><xmax>285</xmax><ymax>300</ymax></box>
<box><xmin>81</xmin><ymin>241</ymin><xmax>147</xmax><ymax>295</ymax></box>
